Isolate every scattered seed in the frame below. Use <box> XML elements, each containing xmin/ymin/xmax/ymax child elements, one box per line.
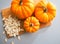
<box><xmin>11</xmin><ymin>41</ymin><xmax>14</xmax><ymax>44</ymax></box>
<box><xmin>3</xmin><ymin>31</ymin><xmax>5</xmax><ymax>34</ymax></box>
<box><xmin>17</xmin><ymin>36</ymin><xmax>21</xmax><ymax>40</ymax></box>
<box><xmin>4</xmin><ymin>38</ymin><xmax>7</xmax><ymax>42</ymax></box>
<box><xmin>2</xmin><ymin>17</ymin><xmax>6</xmax><ymax>21</ymax></box>
<box><xmin>13</xmin><ymin>34</ymin><xmax>16</xmax><ymax>37</ymax></box>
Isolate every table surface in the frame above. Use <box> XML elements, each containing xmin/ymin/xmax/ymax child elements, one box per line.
<box><xmin>0</xmin><ymin>0</ymin><xmax>60</xmax><ymax>44</ymax></box>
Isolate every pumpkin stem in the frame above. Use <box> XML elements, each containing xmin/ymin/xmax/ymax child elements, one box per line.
<box><xmin>19</xmin><ymin>0</ymin><xmax>23</xmax><ymax>5</ymax></box>
<box><xmin>30</xmin><ymin>23</ymin><xmax>34</xmax><ymax>27</ymax></box>
<box><xmin>42</xmin><ymin>6</ymin><xmax>48</xmax><ymax>13</ymax></box>
<box><xmin>43</xmin><ymin>7</ymin><xmax>48</xmax><ymax>13</ymax></box>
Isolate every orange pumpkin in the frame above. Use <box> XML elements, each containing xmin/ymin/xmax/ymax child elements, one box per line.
<box><xmin>34</xmin><ymin>1</ymin><xmax>56</xmax><ymax>23</ymax></box>
<box><xmin>24</xmin><ymin>16</ymin><xmax>40</xmax><ymax>33</ymax></box>
<box><xmin>11</xmin><ymin>0</ymin><xmax>35</xmax><ymax>19</ymax></box>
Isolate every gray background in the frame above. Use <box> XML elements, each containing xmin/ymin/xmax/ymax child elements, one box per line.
<box><xmin>0</xmin><ymin>0</ymin><xmax>60</xmax><ymax>44</ymax></box>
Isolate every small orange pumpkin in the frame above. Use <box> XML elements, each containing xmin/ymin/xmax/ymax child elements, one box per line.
<box><xmin>34</xmin><ymin>1</ymin><xmax>56</xmax><ymax>23</ymax></box>
<box><xmin>11</xmin><ymin>0</ymin><xmax>35</xmax><ymax>19</ymax></box>
<box><xmin>24</xmin><ymin>16</ymin><xmax>40</xmax><ymax>33</ymax></box>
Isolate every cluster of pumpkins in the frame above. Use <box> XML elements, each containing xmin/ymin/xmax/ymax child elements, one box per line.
<box><xmin>10</xmin><ymin>0</ymin><xmax>56</xmax><ymax>33</ymax></box>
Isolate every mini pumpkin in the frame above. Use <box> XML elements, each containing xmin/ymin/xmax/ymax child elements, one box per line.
<box><xmin>24</xmin><ymin>16</ymin><xmax>40</xmax><ymax>33</ymax></box>
<box><xmin>11</xmin><ymin>0</ymin><xmax>35</xmax><ymax>19</ymax></box>
<box><xmin>34</xmin><ymin>1</ymin><xmax>56</xmax><ymax>23</ymax></box>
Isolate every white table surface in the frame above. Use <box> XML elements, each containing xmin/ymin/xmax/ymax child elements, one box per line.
<box><xmin>0</xmin><ymin>0</ymin><xmax>60</xmax><ymax>44</ymax></box>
